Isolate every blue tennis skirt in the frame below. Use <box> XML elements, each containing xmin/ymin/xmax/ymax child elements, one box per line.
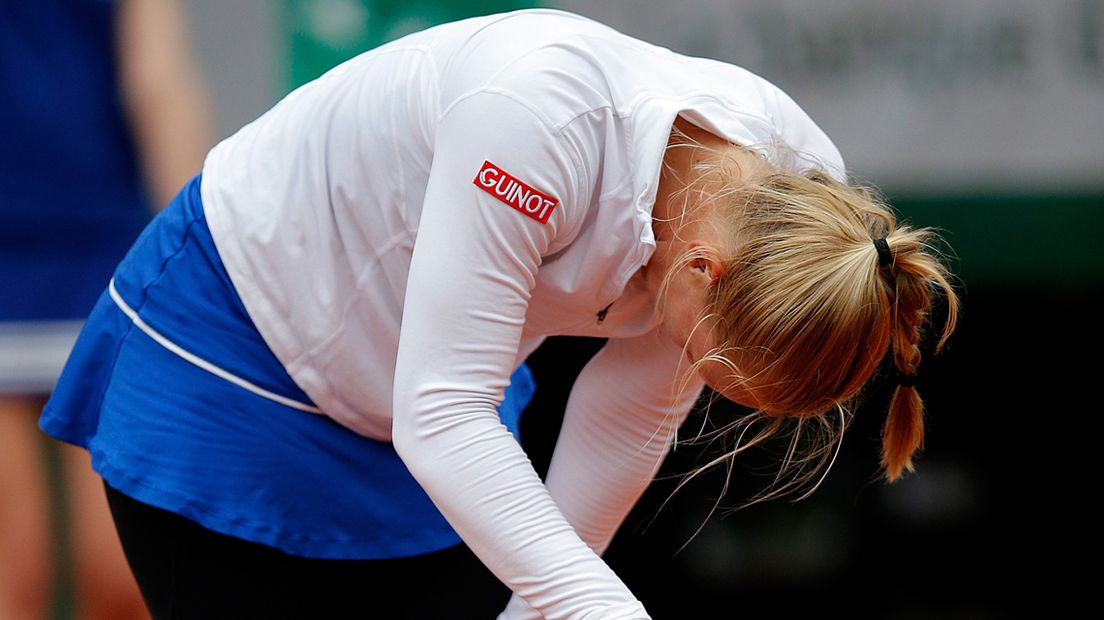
<box><xmin>39</xmin><ymin>174</ymin><xmax>536</xmax><ymax>560</ymax></box>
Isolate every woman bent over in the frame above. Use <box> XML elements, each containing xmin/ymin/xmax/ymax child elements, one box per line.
<box><xmin>40</xmin><ymin>8</ymin><xmax>957</xmax><ymax>619</ymax></box>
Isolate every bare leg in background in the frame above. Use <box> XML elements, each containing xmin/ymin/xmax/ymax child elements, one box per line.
<box><xmin>0</xmin><ymin>397</ymin><xmax>54</xmax><ymax>620</ymax></box>
<box><xmin>0</xmin><ymin>396</ymin><xmax>149</xmax><ymax>620</ymax></box>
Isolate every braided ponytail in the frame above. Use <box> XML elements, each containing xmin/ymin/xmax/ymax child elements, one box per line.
<box><xmin>875</xmin><ymin>225</ymin><xmax>958</xmax><ymax>481</ymax></box>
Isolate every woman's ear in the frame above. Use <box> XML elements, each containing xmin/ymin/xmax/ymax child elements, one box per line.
<box><xmin>686</xmin><ymin>242</ymin><xmax>723</xmax><ymax>284</ymax></box>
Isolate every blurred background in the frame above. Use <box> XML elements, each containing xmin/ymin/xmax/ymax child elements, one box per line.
<box><xmin>8</xmin><ymin>0</ymin><xmax>1099</xmax><ymax>618</ymax></box>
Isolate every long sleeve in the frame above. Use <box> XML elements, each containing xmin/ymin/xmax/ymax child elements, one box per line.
<box><xmin>392</xmin><ymin>91</ymin><xmax>654</xmax><ymax>619</ymax></box>
<box><xmin>499</xmin><ymin>331</ymin><xmax>705</xmax><ymax>620</ymax></box>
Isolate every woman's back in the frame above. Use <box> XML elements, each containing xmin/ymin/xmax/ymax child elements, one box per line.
<box><xmin>199</xmin><ymin>9</ymin><xmax>844</xmax><ymax>439</ymax></box>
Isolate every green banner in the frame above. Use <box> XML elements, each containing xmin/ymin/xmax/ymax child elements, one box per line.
<box><xmin>282</xmin><ymin>0</ymin><xmax>542</xmax><ymax>89</ymax></box>
<box><xmin>890</xmin><ymin>193</ymin><xmax>1104</xmax><ymax>289</ymax></box>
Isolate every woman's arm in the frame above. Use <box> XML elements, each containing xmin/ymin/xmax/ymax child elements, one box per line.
<box><xmin>116</xmin><ymin>0</ymin><xmax>214</xmax><ymax>210</ymax></box>
<box><xmin>500</xmin><ymin>331</ymin><xmax>705</xmax><ymax>620</ymax></box>
<box><xmin>392</xmin><ymin>91</ymin><xmax>651</xmax><ymax>619</ymax></box>
<box><xmin>539</xmin><ymin>331</ymin><xmax>704</xmax><ymax>555</ymax></box>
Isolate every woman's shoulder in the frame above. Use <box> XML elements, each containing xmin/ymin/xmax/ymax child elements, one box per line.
<box><xmin>430</xmin><ymin>10</ymin><xmax>674</xmax><ymax>126</ymax></box>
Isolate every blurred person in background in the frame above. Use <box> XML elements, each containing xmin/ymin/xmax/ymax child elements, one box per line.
<box><xmin>0</xmin><ymin>1</ymin><xmax>213</xmax><ymax>618</ymax></box>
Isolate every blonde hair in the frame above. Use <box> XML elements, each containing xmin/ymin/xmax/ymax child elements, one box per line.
<box><xmin>661</xmin><ymin>124</ymin><xmax>959</xmax><ymax>503</ymax></box>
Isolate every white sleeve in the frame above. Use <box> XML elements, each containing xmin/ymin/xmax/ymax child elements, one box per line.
<box><xmin>499</xmin><ymin>331</ymin><xmax>705</xmax><ymax>620</ymax></box>
<box><xmin>392</xmin><ymin>91</ymin><xmax>652</xmax><ymax>619</ymax></box>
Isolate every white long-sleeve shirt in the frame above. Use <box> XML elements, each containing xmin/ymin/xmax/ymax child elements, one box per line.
<box><xmin>201</xmin><ymin>8</ymin><xmax>844</xmax><ymax>619</ymax></box>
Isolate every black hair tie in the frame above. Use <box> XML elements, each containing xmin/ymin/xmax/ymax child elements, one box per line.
<box><xmin>889</xmin><ymin>365</ymin><xmax>918</xmax><ymax>387</ymax></box>
<box><xmin>873</xmin><ymin>238</ymin><xmax>893</xmax><ymax>268</ymax></box>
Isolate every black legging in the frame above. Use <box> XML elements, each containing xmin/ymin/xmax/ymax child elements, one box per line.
<box><xmin>104</xmin><ymin>483</ymin><xmax>511</xmax><ymax>619</ymax></box>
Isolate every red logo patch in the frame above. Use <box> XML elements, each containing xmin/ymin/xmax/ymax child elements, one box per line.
<box><xmin>473</xmin><ymin>160</ymin><xmax>558</xmax><ymax>224</ymax></box>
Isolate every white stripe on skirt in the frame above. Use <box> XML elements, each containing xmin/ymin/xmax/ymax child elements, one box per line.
<box><xmin>109</xmin><ymin>278</ymin><xmax>323</xmax><ymax>414</ymax></box>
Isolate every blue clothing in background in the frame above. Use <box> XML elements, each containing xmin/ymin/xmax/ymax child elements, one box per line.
<box><xmin>1</xmin><ymin>0</ymin><xmax>152</xmax><ymax>321</ymax></box>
